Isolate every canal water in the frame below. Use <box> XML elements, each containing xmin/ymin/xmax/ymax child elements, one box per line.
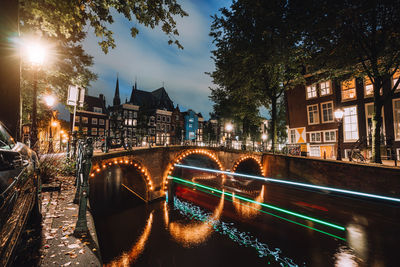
<box><xmin>89</xmin><ymin>155</ymin><xmax>400</xmax><ymax>267</ymax></box>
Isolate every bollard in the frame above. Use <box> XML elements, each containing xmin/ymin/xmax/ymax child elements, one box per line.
<box><xmin>74</xmin><ymin>138</ymin><xmax>93</xmax><ymax>235</ymax></box>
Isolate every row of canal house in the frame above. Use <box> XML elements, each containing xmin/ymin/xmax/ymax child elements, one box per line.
<box><xmin>71</xmin><ymin>77</ymin><xmax>205</xmax><ymax>146</ymax></box>
<box><xmin>285</xmin><ymin>71</ymin><xmax>400</xmax><ymax>160</ymax></box>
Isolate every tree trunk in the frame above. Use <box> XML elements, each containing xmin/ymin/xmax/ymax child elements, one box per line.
<box><xmin>372</xmin><ymin>99</ymin><xmax>383</xmax><ymax>163</ymax></box>
<box><xmin>270</xmin><ymin>96</ymin><xmax>278</xmax><ymax>153</ymax></box>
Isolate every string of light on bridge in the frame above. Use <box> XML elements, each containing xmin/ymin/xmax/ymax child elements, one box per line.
<box><xmin>174</xmin><ymin>164</ymin><xmax>400</xmax><ymax>204</ymax></box>
<box><xmin>90</xmin><ymin>159</ymin><xmax>154</xmax><ymax>191</ymax></box>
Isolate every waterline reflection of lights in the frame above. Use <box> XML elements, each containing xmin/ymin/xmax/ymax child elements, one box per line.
<box><xmin>173</xmin><ymin>197</ymin><xmax>299</xmax><ymax>267</ymax></box>
<box><xmin>232</xmin><ymin>185</ymin><xmax>265</xmax><ymax>218</ymax></box>
<box><xmin>334</xmin><ymin>246</ymin><xmax>358</xmax><ymax>267</ymax></box>
<box><xmin>174</xmin><ymin>164</ymin><xmax>400</xmax><ymax>203</ymax></box>
<box><xmin>167</xmin><ymin>191</ymin><xmax>224</xmax><ymax>247</ymax></box>
<box><xmin>169</xmin><ymin>176</ymin><xmax>345</xmax><ymax>231</ymax></box>
<box><xmin>106</xmin><ymin>212</ymin><xmax>153</xmax><ymax>266</ymax></box>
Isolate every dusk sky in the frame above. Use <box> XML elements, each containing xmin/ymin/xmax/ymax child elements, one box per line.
<box><xmin>81</xmin><ymin>0</ymin><xmax>232</xmax><ymax>120</ymax></box>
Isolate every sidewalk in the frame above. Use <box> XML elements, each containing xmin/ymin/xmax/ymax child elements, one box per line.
<box><xmin>40</xmin><ymin>176</ymin><xmax>102</xmax><ymax>266</ymax></box>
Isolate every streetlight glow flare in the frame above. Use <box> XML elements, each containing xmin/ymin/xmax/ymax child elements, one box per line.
<box><xmin>44</xmin><ymin>95</ymin><xmax>56</xmax><ymax>107</ymax></box>
<box><xmin>334</xmin><ymin>109</ymin><xmax>344</xmax><ymax>120</ymax></box>
<box><xmin>26</xmin><ymin>42</ymin><xmax>46</xmax><ymax>66</ymax></box>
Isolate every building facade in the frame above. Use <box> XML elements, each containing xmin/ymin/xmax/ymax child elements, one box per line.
<box><xmin>71</xmin><ymin>94</ymin><xmax>108</xmax><ymax>138</ymax></box>
<box><xmin>286</xmin><ymin>72</ymin><xmax>400</xmax><ymax>160</ymax></box>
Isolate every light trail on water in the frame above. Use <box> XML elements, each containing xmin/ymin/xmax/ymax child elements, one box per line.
<box><xmin>174</xmin><ymin>164</ymin><xmax>400</xmax><ymax>204</ymax></box>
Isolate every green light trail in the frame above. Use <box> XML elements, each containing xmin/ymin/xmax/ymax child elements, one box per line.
<box><xmin>169</xmin><ymin>175</ymin><xmax>346</xmax><ymax>232</ymax></box>
<box><xmin>173</xmin><ymin>180</ymin><xmax>346</xmax><ymax>241</ymax></box>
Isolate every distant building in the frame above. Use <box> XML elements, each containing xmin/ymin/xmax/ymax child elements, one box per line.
<box><xmin>196</xmin><ymin>113</ymin><xmax>204</xmax><ymax>143</ymax></box>
<box><xmin>171</xmin><ymin>105</ymin><xmax>184</xmax><ymax>144</ymax></box>
<box><xmin>71</xmin><ymin>94</ymin><xmax>108</xmax><ymax>138</ymax></box>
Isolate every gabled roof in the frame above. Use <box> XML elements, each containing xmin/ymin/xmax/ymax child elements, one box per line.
<box><xmin>130</xmin><ymin>86</ymin><xmax>174</xmax><ymax>111</ymax></box>
<box><xmin>84</xmin><ymin>94</ymin><xmax>107</xmax><ymax>114</ymax></box>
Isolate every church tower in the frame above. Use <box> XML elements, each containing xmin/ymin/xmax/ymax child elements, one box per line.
<box><xmin>113</xmin><ymin>75</ymin><xmax>121</xmax><ymax>106</ymax></box>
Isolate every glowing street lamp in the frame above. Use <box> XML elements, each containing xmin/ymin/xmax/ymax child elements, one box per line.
<box><xmin>26</xmin><ymin>40</ymin><xmax>47</xmax><ymax>152</ymax></box>
<box><xmin>261</xmin><ymin>133</ymin><xmax>267</xmax><ymax>152</ymax></box>
<box><xmin>334</xmin><ymin>109</ymin><xmax>344</xmax><ymax>160</ymax></box>
<box><xmin>225</xmin><ymin>123</ymin><xmax>233</xmax><ymax>149</ymax></box>
<box><xmin>44</xmin><ymin>94</ymin><xmax>56</xmax><ymax>107</ymax></box>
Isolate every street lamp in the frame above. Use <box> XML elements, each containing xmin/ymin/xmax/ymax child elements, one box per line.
<box><xmin>334</xmin><ymin>109</ymin><xmax>344</xmax><ymax>160</ymax></box>
<box><xmin>26</xmin><ymin>40</ymin><xmax>46</xmax><ymax>152</ymax></box>
<box><xmin>44</xmin><ymin>94</ymin><xmax>56</xmax><ymax>107</ymax></box>
<box><xmin>225</xmin><ymin>123</ymin><xmax>233</xmax><ymax>149</ymax></box>
<box><xmin>262</xmin><ymin>133</ymin><xmax>267</xmax><ymax>152</ymax></box>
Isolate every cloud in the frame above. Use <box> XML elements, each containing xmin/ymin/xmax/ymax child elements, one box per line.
<box><xmin>82</xmin><ymin>0</ymin><xmax>232</xmax><ymax>120</ymax></box>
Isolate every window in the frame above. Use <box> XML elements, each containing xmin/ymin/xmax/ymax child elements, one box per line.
<box><xmin>392</xmin><ymin>70</ymin><xmax>400</xmax><ymax>91</ymax></box>
<box><xmin>306</xmin><ymin>84</ymin><xmax>317</xmax><ymax>99</ymax></box>
<box><xmin>82</xmin><ymin>117</ymin><xmax>88</xmax><ymax>124</ymax></box>
<box><xmin>99</xmin><ymin>128</ymin><xmax>105</xmax><ymax>136</ymax></box>
<box><xmin>156</xmin><ymin>124</ymin><xmax>160</xmax><ymax>130</ymax></box>
<box><xmin>99</xmin><ymin>119</ymin><xmax>105</xmax><ymax>125</ymax></box>
<box><xmin>290</xmin><ymin>129</ymin><xmax>296</xmax><ymax>144</ymax></box>
<box><xmin>309</xmin><ymin>132</ymin><xmax>321</xmax><ymax>142</ymax></box>
<box><xmin>75</xmin><ymin>116</ymin><xmax>80</xmax><ymax>123</ymax></box>
<box><xmin>394</xmin><ymin>99</ymin><xmax>400</xmax><ymax>140</ymax></box>
<box><xmin>343</xmin><ymin>106</ymin><xmax>359</xmax><ymax>141</ymax></box>
<box><xmin>162</xmin><ymin>116</ymin><xmax>166</xmax><ymax>122</ymax></box>
<box><xmin>320</xmin><ymin>81</ymin><xmax>331</xmax><ymax>96</ymax></box>
<box><xmin>310</xmin><ymin>146</ymin><xmax>321</xmax><ymax>157</ymax></box>
<box><xmin>176</xmin><ymin>115</ymin><xmax>179</xmax><ymax>120</ymax></box>
<box><xmin>128</xmin><ymin>111</ymin><xmax>133</xmax><ymax>118</ymax></box>
<box><xmin>157</xmin><ymin>115</ymin><xmax>161</xmax><ymax>121</ymax></box>
<box><xmin>123</xmin><ymin>110</ymin><xmax>127</xmax><ymax>117</ymax></box>
<box><xmin>341</xmin><ymin>79</ymin><xmax>356</xmax><ymax>100</ymax></box>
<box><xmin>91</xmin><ymin>127</ymin><xmax>97</xmax><ymax>135</ymax></box>
<box><xmin>321</xmin><ymin>102</ymin><xmax>334</xmax><ymax>123</ymax></box>
<box><xmin>166</xmin><ymin>124</ymin><xmax>170</xmax><ymax>131</ymax></box>
<box><xmin>172</xmin><ymin>125</ymin><xmax>175</xmax><ymax>131</ymax></box>
<box><xmin>92</xmin><ymin>118</ymin><xmax>98</xmax><ymax>125</ymax></box>
<box><xmin>133</xmin><ymin>119</ymin><xmax>137</xmax><ymax>126</ymax></box>
<box><xmin>397</xmin><ymin>148</ymin><xmax>400</xmax><ymax>161</ymax></box>
<box><xmin>307</xmin><ymin>104</ymin><xmax>319</xmax><ymax>125</ymax></box>
<box><xmin>324</xmin><ymin>131</ymin><xmax>336</xmax><ymax>142</ymax></box>
<box><xmin>167</xmin><ymin>117</ymin><xmax>171</xmax><ymax>123</ymax></box>
<box><xmin>364</xmin><ymin>76</ymin><xmax>373</xmax><ymax>97</ymax></box>
<box><xmin>134</xmin><ymin>112</ymin><xmax>137</xmax><ymax>118</ymax></box>
<box><xmin>365</xmin><ymin>103</ymin><xmax>385</xmax><ymax>143</ymax></box>
<box><xmin>82</xmin><ymin>127</ymin><xmax>88</xmax><ymax>134</ymax></box>
<box><xmin>93</xmin><ymin>107</ymin><xmax>102</xmax><ymax>113</ymax></box>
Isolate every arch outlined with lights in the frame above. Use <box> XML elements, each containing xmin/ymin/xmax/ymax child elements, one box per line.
<box><xmin>90</xmin><ymin>157</ymin><xmax>154</xmax><ymax>200</ymax></box>
<box><xmin>162</xmin><ymin>149</ymin><xmax>224</xmax><ymax>193</ymax></box>
<box><xmin>231</xmin><ymin>155</ymin><xmax>265</xmax><ymax>176</ymax></box>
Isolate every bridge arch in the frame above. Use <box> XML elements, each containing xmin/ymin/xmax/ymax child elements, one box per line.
<box><xmin>90</xmin><ymin>157</ymin><xmax>154</xmax><ymax>200</ymax></box>
<box><xmin>231</xmin><ymin>155</ymin><xmax>265</xmax><ymax>176</ymax></box>
<box><xmin>162</xmin><ymin>148</ymin><xmax>224</xmax><ymax>192</ymax></box>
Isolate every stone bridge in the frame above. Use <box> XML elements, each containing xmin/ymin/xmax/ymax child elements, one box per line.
<box><xmin>90</xmin><ymin>146</ymin><xmax>265</xmax><ymax>201</ymax></box>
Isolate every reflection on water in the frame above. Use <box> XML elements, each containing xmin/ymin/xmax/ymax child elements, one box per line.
<box><xmin>232</xmin><ymin>185</ymin><xmax>265</xmax><ymax>218</ymax></box>
<box><xmin>334</xmin><ymin>246</ymin><xmax>358</xmax><ymax>267</ymax></box>
<box><xmin>167</xmin><ymin>191</ymin><xmax>224</xmax><ymax>247</ymax></box>
<box><xmin>172</xmin><ymin>196</ymin><xmax>299</xmax><ymax>267</ymax></box>
<box><xmin>107</xmin><ymin>212</ymin><xmax>154</xmax><ymax>266</ymax></box>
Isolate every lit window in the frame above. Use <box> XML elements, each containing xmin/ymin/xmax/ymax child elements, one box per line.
<box><xmin>99</xmin><ymin>119</ymin><xmax>105</xmax><ymax>125</ymax></box>
<box><xmin>394</xmin><ymin>99</ymin><xmax>400</xmax><ymax>140</ymax></box>
<box><xmin>321</xmin><ymin>102</ymin><xmax>334</xmax><ymax>123</ymax></box>
<box><xmin>75</xmin><ymin>116</ymin><xmax>80</xmax><ymax>123</ymax></box>
<box><xmin>343</xmin><ymin>106</ymin><xmax>359</xmax><ymax>141</ymax></box>
<box><xmin>306</xmin><ymin>84</ymin><xmax>317</xmax><ymax>99</ymax></box>
<box><xmin>93</xmin><ymin>107</ymin><xmax>102</xmax><ymax>113</ymax></box>
<box><xmin>82</xmin><ymin>127</ymin><xmax>88</xmax><ymax>134</ymax></box>
<box><xmin>310</xmin><ymin>132</ymin><xmax>321</xmax><ymax>142</ymax></box>
<box><xmin>320</xmin><ymin>81</ymin><xmax>331</xmax><ymax>96</ymax></box>
<box><xmin>99</xmin><ymin>128</ymin><xmax>105</xmax><ymax>136</ymax></box>
<box><xmin>91</xmin><ymin>128</ymin><xmax>97</xmax><ymax>135</ymax></box>
<box><xmin>290</xmin><ymin>129</ymin><xmax>296</xmax><ymax>144</ymax></box>
<box><xmin>310</xmin><ymin>146</ymin><xmax>321</xmax><ymax>157</ymax></box>
<box><xmin>92</xmin><ymin>118</ymin><xmax>98</xmax><ymax>125</ymax></box>
<box><xmin>307</xmin><ymin>104</ymin><xmax>319</xmax><ymax>125</ymax></box>
<box><xmin>364</xmin><ymin>76</ymin><xmax>374</xmax><ymax>96</ymax></box>
<box><xmin>82</xmin><ymin>117</ymin><xmax>88</xmax><ymax>124</ymax></box>
<box><xmin>324</xmin><ymin>131</ymin><xmax>336</xmax><ymax>142</ymax></box>
<box><xmin>392</xmin><ymin>69</ymin><xmax>400</xmax><ymax>90</ymax></box>
<box><xmin>341</xmin><ymin>79</ymin><xmax>356</xmax><ymax>100</ymax></box>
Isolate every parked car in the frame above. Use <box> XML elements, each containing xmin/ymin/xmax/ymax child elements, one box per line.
<box><xmin>0</xmin><ymin>122</ymin><xmax>40</xmax><ymax>266</ymax></box>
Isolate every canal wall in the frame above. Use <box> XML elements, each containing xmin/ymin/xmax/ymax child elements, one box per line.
<box><xmin>262</xmin><ymin>153</ymin><xmax>400</xmax><ymax>197</ymax></box>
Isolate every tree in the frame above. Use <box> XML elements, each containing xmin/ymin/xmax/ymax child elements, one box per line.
<box><xmin>209</xmin><ymin>0</ymin><xmax>304</xmax><ymax>152</ymax></box>
<box><xmin>290</xmin><ymin>0</ymin><xmax>400</xmax><ymax>163</ymax></box>
<box><xmin>18</xmin><ymin>0</ymin><xmax>187</xmax><ymax>137</ymax></box>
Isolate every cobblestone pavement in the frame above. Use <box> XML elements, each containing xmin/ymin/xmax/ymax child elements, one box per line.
<box><xmin>40</xmin><ymin>176</ymin><xmax>102</xmax><ymax>267</ymax></box>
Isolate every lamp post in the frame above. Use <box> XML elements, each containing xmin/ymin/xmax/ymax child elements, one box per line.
<box><xmin>334</xmin><ymin>109</ymin><xmax>344</xmax><ymax>160</ymax></box>
<box><xmin>26</xmin><ymin>41</ymin><xmax>46</xmax><ymax>152</ymax></box>
<box><xmin>225</xmin><ymin>123</ymin><xmax>233</xmax><ymax>149</ymax></box>
<box><xmin>262</xmin><ymin>133</ymin><xmax>267</xmax><ymax>152</ymax></box>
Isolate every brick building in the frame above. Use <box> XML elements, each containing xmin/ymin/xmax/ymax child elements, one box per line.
<box><xmin>285</xmin><ymin>71</ymin><xmax>400</xmax><ymax>160</ymax></box>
